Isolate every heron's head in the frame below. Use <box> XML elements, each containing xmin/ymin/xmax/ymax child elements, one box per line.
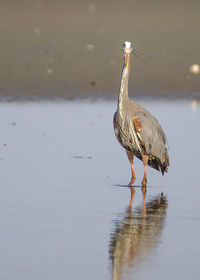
<box><xmin>122</xmin><ymin>41</ymin><xmax>133</xmax><ymax>54</ymax></box>
<box><xmin>122</xmin><ymin>41</ymin><xmax>133</xmax><ymax>67</ymax></box>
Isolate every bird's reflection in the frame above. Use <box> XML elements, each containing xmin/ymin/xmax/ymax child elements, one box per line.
<box><xmin>109</xmin><ymin>188</ymin><xmax>168</xmax><ymax>280</ymax></box>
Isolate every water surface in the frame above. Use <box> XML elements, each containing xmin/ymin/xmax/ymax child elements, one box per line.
<box><xmin>0</xmin><ymin>99</ymin><xmax>199</xmax><ymax>279</ymax></box>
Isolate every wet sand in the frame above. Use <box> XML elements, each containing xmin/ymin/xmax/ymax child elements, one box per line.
<box><xmin>0</xmin><ymin>1</ymin><xmax>200</xmax><ymax>99</ymax></box>
<box><xmin>0</xmin><ymin>99</ymin><xmax>199</xmax><ymax>279</ymax></box>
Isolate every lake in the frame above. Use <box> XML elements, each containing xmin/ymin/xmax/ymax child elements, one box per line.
<box><xmin>0</xmin><ymin>99</ymin><xmax>199</xmax><ymax>279</ymax></box>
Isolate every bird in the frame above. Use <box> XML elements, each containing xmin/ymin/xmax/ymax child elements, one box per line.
<box><xmin>113</xmin><ymin>41</ymin><xmax>169</xmax><ymax>187</ymax></box>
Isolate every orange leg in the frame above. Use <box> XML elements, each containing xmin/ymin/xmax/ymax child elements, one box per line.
<box><xmin>141</xmin><ymin>187</ymin><xmax>147</xmax><ymax>222</ymax></box>
<box><xmin>129</xmin><ymin>187</ymin><xmax>135</xmax><ymax>210</ymax></box>
<box><xmin>141</xmin><ymin>154</ymin><xmax>148</xmax><ymax>187</ymax></box>
<box><xmin>126</xmin><ymin>150</ymin><xmax>136</xmax><ymax>187</ymax></box>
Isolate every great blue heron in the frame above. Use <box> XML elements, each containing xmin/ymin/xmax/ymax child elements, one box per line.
<box><xmin>113</xmin><ymin>41</ymin><xmax>169</xmax><ymax>187</ymax></box>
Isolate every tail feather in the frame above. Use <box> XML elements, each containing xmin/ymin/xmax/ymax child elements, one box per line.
<box><xmin>148</xmin><ymin>153</ymin><xmax>169</xmax><ymax>175</ymax></box>
<box><xmin>135</xmin><ymin>147</ymin><xmax>169</xmax><ymax>175</ymax></box>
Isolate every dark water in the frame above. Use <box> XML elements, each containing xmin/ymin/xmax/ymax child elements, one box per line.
<box><xmin>0</xmin><ymin>99</ymin><xmax>199</xmax><ymax>279</ymax></box>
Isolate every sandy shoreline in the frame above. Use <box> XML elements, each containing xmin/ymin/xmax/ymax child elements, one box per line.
<box><xmin>0</xmin><ymin>0</ymin><xmax>200</xmax><ymax>99</ymax></box>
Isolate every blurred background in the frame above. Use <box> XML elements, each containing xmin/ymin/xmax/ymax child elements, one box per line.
<box><xmin>0</xmin><ymin>0</ymin><xmax>200</xmax><ymax>100</ymax></box>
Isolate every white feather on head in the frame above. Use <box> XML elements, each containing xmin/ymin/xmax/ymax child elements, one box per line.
<box><xmin>122</xmin><ymin>41</ymin><xmax>133</xmax><ymax>53</ymax></box>
<box><xmin>124</xmin><ymin>41</ymin><xmax>131</xmax><ymax>48</ymax></box>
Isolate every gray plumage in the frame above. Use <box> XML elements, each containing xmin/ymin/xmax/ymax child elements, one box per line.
<box><xmin>113</xmin><ymin>41</ymin><xmax>169</xmax><ymax>185</ymax></box>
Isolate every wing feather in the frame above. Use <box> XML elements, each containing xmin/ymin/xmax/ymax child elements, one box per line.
<box><xmin>133</xmin><ymin>109</ymin><xmax>168</xmax><ymax>163</ymax></box>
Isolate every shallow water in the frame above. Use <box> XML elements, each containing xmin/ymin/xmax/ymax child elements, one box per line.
<box><xmin>0</xmin><ymin>99</ymin><xmax>199</xmax><ymax>280</ymax></box>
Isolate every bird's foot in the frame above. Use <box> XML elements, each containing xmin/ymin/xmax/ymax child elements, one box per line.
<box><xmin>128</xmin><ymin>176</ymin><xmax>136</xmax><ymax>187</ymax></box>
<box><xmin>141</xmin><ymin>177</ymin><xmax>147</xmax><ymax>188</ymax></box>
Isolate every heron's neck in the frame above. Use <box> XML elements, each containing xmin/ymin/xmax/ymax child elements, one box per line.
<box><xmin>118</xmin><ymin>55</ymin><xmax>131</xmax><ymax>113</ymax></box>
